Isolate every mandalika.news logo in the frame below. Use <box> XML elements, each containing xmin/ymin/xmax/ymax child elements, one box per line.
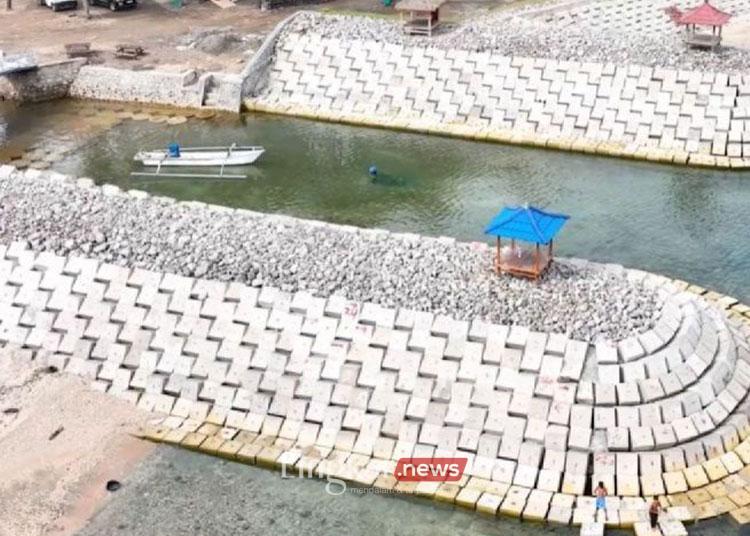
<box><xmin>394</xmin><ymin>457</ymin><xmax>468</xmax><ymax>482</ymax></box>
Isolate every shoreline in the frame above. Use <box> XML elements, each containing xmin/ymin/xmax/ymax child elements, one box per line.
<box><xmin>0</xmin><ymin>165</ymin><xmax>665</xmax><ymax>343</ymax></box>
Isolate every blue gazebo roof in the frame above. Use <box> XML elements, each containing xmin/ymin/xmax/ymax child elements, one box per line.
<box><xmin>484</xmin><ymin>205</ymin><xmax>569</xmax><ymax>245</ymax></box>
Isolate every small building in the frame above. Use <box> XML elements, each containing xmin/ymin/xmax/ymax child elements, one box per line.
<box><xmin>395</xmin><ymin>0</ymin><xmax>445</xmax><ymax>37</ymax></box>
<box><xmin>667</xmin><ymin>1</ymin><xmax>732</xmax><ymax>49</ymax></box>
<box><xmin>484</xmin><ymin>205</ymin><xmax>569</xmax><ymax>279</ymax></box>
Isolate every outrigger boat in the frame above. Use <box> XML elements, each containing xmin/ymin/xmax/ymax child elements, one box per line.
<box><xmin>131</xmin><ymin>143</ymin><xmax>264</xmax><ymax>179</ymax></box>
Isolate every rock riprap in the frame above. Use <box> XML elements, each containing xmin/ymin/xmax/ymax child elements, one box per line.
<box><xmin>284</xmin><ymin>0</ymin><xmax>750</xmax><ymax>74</ymax></box>
<box><xmin>0</xmin><ymin>166</ymin><xmax>660</xmax><ymax>342</ymax></box>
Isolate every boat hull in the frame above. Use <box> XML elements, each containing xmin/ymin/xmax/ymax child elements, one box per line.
<box><xmin>134</xmin><ymin>147</ymin><xmax>264</xmax><ymax>167</ymax></box>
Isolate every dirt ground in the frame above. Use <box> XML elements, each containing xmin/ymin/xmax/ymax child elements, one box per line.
<box><xmin>0</xmin><ymin>0</ymin><xmax>517</xmax><ymax>73</ymax></box>
<box><xmin>0</xmin><ymin>350</ymin><xmax>154</xmax><ymax>536</ymax></box>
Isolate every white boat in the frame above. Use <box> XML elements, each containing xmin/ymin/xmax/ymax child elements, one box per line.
<box><xmin>133</xmin><ymin>144</ymin><xmax>265</xmax><ymax>167</ymax></box>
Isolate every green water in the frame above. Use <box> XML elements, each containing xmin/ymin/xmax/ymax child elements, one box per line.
<box><xmin>2</xmin><ymin>100</ymin><xmax>750</xmax><ymax>303</ymax></box>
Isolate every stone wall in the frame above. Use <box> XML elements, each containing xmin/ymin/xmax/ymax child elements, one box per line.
<box><xmin>69</xmin><ymin>66</ymin><xmax>206</xmax><ymax>109</ymax></box>
<box><xmin>0</xmin><ymin>59</ymin><xmax>85</xmax><ymax>103</ymax></box>
<box><xmin>68</xmin><ymin>66</ymin><xmax>242</xmax><ymax>112</ymax></box>
<box><xmin>245</xmin><ymin>33</ymin><xmax>750</xmax><ymax>168</ymax></box>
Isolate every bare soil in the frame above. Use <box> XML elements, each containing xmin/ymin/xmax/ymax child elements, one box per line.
<box><xmin>0</xmin><ymin>351</ymin><xmax>154</xmax><ymax>536</ymax></box>
<box><xmin>0</xmin><ymin>0</ymin><xmax>514</xmax><ymax>73</ymax></box>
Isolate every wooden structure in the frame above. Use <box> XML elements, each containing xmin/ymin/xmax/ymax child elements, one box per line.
<box><xmin>395</xmin><ymin>0</ymin><xmax>445</xmax><ymax>37</ymax></box>
<box><xmin>115</xmin><ymin>44</ymin><xmax>145</xmax><ymax>60</ymax></box>
<box><xmin>64</xmin><ymin>43</ymin><xmax>92</xmax><ymax>58</ymax></box>
<box><xmin>666</xmin><ymin>1</ymin><xmax>732</xmax><ymax>49</ymax></box>
<box><xmin>484</xmin><ymin>205</ymin><xmax>569</xmax><ymax>280</ymax></box>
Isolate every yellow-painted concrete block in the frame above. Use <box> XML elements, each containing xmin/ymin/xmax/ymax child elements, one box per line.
<box><xmin>687</xmin><ymin>284</ymin><xmax>707</xmax><ymax>295</ymax></box>
<box><xmin>703</xmin><ymin>458</ymin><xmax>729</xmax><ymax>481</ymax></box>
<box><xmin>196</xmin><ymin>423</ymin><xmax>221</xmax><ymax>436</ymax></box>
<box><xmin>256</xmin><ymin>445</ymin><xmax>283</xmax><ymax>468</ymax></box>
<box><xmin>688</xmin><ymin>153</ymin><xmax>717</xmax><ymax>167</ymax></box>
<box><xmin>414</xmin><ymin>480</ymin><xmax>440</xmax><ymax>498</ymax></box>
<box><xmin>372</xmin><ymin>474</ymin><xmax>398</xmax><ymax>492</ymax></box>
<box><xmin>139</xmin><ymin>424</ymin><xmax>168</xmax><ymax>442</ymax></box>
<box><xmin>180</xmin><ymin>432</ymin><xmax>207</xmax><ymax>450</ymax></box>
<box><xmin>709</xmin><ymin>496</ymin><xmax>737</xmax><ymax>515</ymax></box>
<box><xmin>664</xmin><ymin>471</ymin><xmax>688</xmax><ymax>494</ymax></box>
<box><xmin>546</xmin><ymin>137</ymin><xmax>574</xmax><ymax>151</ymax></box>
<box><xmin>352</xmin><ymin>468</ymin><xmax>379</xmax><ymax>487</ymax></box>
<box><xmin>198</xmin><ymin>435</ymin><xmax>224</xmax><ymax>455</ymax></box>
<box><xmin>476</xmin><ymin>492</ymin><xmax>503</xmax><ymax>515</ymax></box>
<box><xmin>434</xmin><ymin>482</ymin><xmax>461</xmax><ymax>503</ymax></box>
<box><xmin>686</xmin><ymin>487</ymin><xmax>712</xmax><ymax>504</ymax></box>
<box><xmin>162</xmin><ymin>429</ymin><xmax>188</xmax><ymax>445</ymax></box>
<box><xmin>715</xmin><ymin>156</ymin><xmax>732</xmax><ymax>168</ymax></box>
<box><xmin>706</xmin><ymin>481</ymin><xmax>728</xmax><ymax>499</ymax></box>
<box><xmin>667</xmin><ymin>493</ymin><xmax>693</xmax><ymax>507</ymax></box>
<box><xmin>465</xmin><ymin>477</ymin><xmax>491</xmax><ymax>491</ymax></box>
<box><xmin>522</xmin><ymin>500</ymin><xmax>550</xmax><ymax>522</ymax></box>
<box><xmin>499</xmin><ymin>485</ymin><xmax>531</xmax><ymax>518</ymax></box>
<box><xmin>729</xmin><ymin>488</ymin><xmax>750</xmax><ymax>507</ymax></box>
<box><xmin>394</xmin><ymin>480</ymin><xmax>419</xmax><ymax>494</ymax></box>
<box><xmin>721</xmin><ymin>452</ymin><xmax>744</xmax><ymax>474</ymax></box>
<box><xmin>666</xmin><ymin>505</ymin><xmax>695</xmax><ymax>522</ymax></box>
<box><xmin>485</xmin><ymin>129</ymin><xmax>513</xmax><ymax>144</ymax></box>
<box><xmin>235</xmin><ymin>442</ymin><xmax>262</xmax><ymax>464</ymax></box>
<box><xmin>455</xmin><ymin>487</ymin><xmax>482</xmax><ymax>509</ymax></box>
<box><xmin>730</xmin><ymin>505</ymin><xmax>750</xmax><ymax>524</ymax></box>
<box><xmin>217</xmin><ymin>439</ymin><xmax>244</xmax><ymax>459</ymax></box>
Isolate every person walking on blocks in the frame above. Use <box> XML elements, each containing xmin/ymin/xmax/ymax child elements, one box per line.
<box><xmin>649</xmin><ymin>496</ymin><xmax>662</xmax><ymax>531</ymax></box>
<box><xmin>594</xmin><ymin>481</ymin><xmax>608</xmax><ymax>520</ymax></box>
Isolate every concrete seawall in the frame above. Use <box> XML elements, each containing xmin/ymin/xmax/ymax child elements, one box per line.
<box><xmin>69</xmin><ymin>66</ymin><xmax>243</xmax><ymax>113</ymax></box>
<box><xmin>0</xmin><ymin>59</ymin><xmax>86</xmax><ymax>103</ymax></box>
<box><xmin>244</xmin><ymin>31</ymin><xmax>750</xmax><ymax>170</ymax></box>
<box><xmin>2</xmin><ymin>164</ymin><xmax>750</xmax><ymax>532</ymax></box>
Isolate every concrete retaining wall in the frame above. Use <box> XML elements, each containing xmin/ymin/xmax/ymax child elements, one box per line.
<box><xmin>0</xmin><ymin>59</ymin><xmax>85</xmax><ymax>103</ymax></box>
<box><xmin>69</xmin><ymin>66</ymin><xmax>206</xmax><ymax>109</ymax></box>
<box><xmin>241</xmin><ymin>12</ymin><xmax>303</xmax><ymax>98</ymax></box>
<box><xmin>68</xmin><ymin>66</ymin><xmax>242</xmax><ymax>112</ymax></box>
<box><xmin>245</xmin><ymin>33</ymin><xmax>750</xmax><ymax>169</ymax></box>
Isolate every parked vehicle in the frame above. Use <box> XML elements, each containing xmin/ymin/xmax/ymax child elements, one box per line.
<box><xmin>88</xmin><ymin>0</ymin><xmax>137</xmax><ymax>11</ymax></box>
<box><xmin>39</xmin><ymin>0</ymin><xmax>78</xmax><ymax>12</ymax></box>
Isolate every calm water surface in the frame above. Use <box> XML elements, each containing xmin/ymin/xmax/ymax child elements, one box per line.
<box><xmin>1</xmin><ymin>100</ymin><xmax>749</xmax><ymax>301</ymax></box>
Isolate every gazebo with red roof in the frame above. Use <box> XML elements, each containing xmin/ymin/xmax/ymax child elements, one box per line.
<box><xmin>667</xmin><ymin>1</ymin><xmax>732</xmax><ymax>49</ymax></box>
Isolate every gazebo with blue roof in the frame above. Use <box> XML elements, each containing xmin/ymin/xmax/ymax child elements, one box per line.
<box><xmin>484</xmin><ymin>205</ymin><xmax>570</xmax><ymax>279</ymax></box>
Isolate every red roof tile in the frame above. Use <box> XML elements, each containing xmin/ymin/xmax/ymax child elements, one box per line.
<box><xmin>678</xmin><ymin>1</ymin><xmax>732</xmax><ymax>26</ymax></box>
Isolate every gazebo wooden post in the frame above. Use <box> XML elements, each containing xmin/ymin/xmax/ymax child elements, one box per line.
<box><xmin>496</xmin><ymin>237</ymin><xmax>501</xmax><ymax>274</ymax></box>
<box><xmin>534</xmin><ymin>243</ymin><xmax>540</xmax><ymax>277</ymax></box>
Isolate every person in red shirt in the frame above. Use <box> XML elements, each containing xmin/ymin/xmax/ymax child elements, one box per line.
<box><xmin>649</xmin><ymin>496</ymin><xmax>662</xmax><ymax>528</ymax></box>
